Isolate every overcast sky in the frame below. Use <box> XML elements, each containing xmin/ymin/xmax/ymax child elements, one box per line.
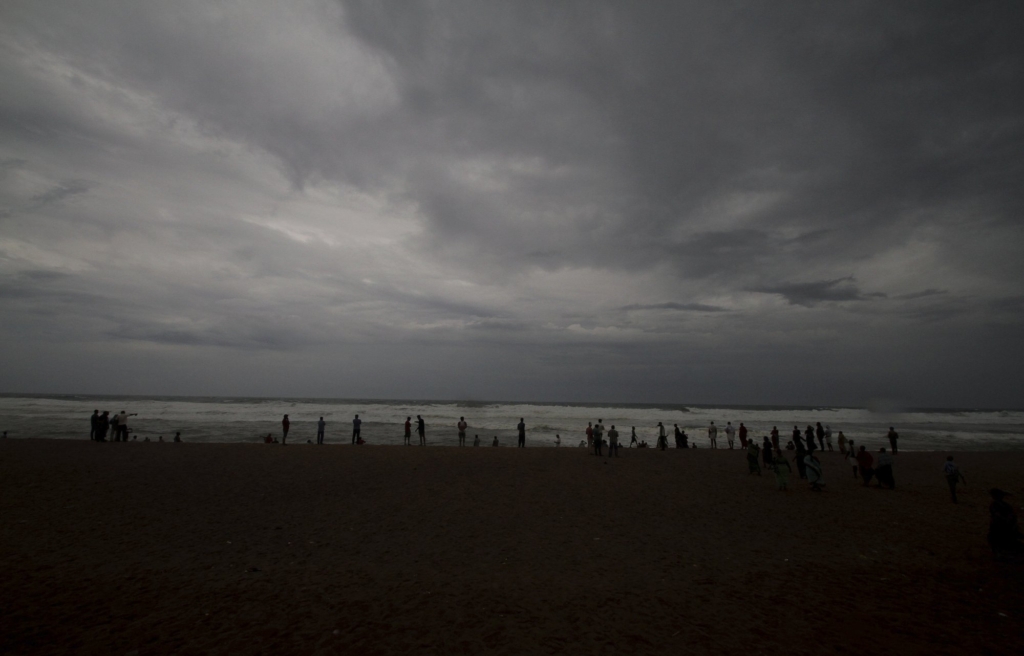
<box><xmin>1</xmin><ymin>1</ymin><xmax>1022</xmax><ymax>407</ymax></box>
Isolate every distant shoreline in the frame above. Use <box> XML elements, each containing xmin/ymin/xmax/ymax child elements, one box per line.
<box><xmin>1</xmin><ymin>391</ymin><xmax>1020</xmax><ymax>414</ymax></box>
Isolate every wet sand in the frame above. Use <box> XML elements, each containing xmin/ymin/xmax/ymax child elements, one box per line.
<box><xmin>1</xmin><ymin>440</ymin><xmax>1022</xmax><ymax>655</ymax></box>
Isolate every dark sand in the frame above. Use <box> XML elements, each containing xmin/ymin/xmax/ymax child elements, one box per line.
<box><xmin>1</xmin><ymin>440</ymin><xmax>1022</xmax><ymax>655</ymax></box>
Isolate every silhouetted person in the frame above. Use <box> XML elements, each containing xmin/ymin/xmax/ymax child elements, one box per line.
<box><xmin>317</xmin><ymin>417</ymin><xmax>325</xmax><ymax>444</ymax></box>
<box><xmin>630</xmin><ymin>427</ymin><xmax>639</xmax><ymax>448</ymax></box>
<box><xmin>351</xmin><ymin>414</ymin><xmax>361</xmax><ymax>444</ymax></box>
<box><xmin>416</xmin><ymin>415</ymin><xmax>425</xmax><ymax>446</ymax></box>
<box><xmin>747</xmin><ymin>441</ymin><xmax>761</xmax><ymax>475</ymax></box>
<box><xmin>473</xmin><ymin>434</ymin><xmax>480</xmax><ymax>446</ymax></box>
<box><xmin>824</xmin><ymin>425</ymin><xmax>833</xmax><ymax>451</ymax></box>
<box><xmin>724</xmin><ymin>421</ymin><xmax>735</xmax><ymax>449</ymax></box>
<box><xmin>517</xmin><ymin>418</ymin><xmax>526</xmax><ymax>447</ymax></box>
<box><xmin>875</xmin><ymin>448</ymin><xmax>895</xmax><ymax>489</ymax></box>
<box><xmin>97</xmin><ymin>411</ymin><xmax>110</xmax><ymax>442</ymax></box>
<box><xmin>804</xmin><ymin>426</ymin><xmax>816</xmax><ymax>455</ymax></box>
<box><xmin>794</xmin><ymin>435</ymin><xmax>807</xmax><ymax>479</ymax></box>
<box><xmin>657</xmin><ymin>422</ymin><xmax>668</xmax><ymax>450</ymax></box>
<box><xmin>944</xmin><ymin>456</ymin><xmax>966</xmax><ymax>503</ymax></box>
<box><xmin>988</xmin><ymin>489</ymin><xmax>1022</xmax><ymax>555</ymax></box>
<box><xmin>593</xmin><ymin>420</ymin><xmax>604</xmax><ymax>456</ymax></box>
<box><xmin>738</xmin><ymin>422</ymin><xmax>748</xmax><ymax>448</ymax></box>
<box><xmin>173</xmin><ymin>432</ymin><xmax>181</xmax><ymax>443</ymax></box>
<box><xmin>492</xmin><ymin>435</ymin><xmax>499</xmax><ymax>447</ymax></box>
<box><xmin>281</xmin><ymin>415</ymin><xmax>290</xmax><ymax>444</ymax></box>
<box><xmin>770</xmin><ymin>426</ymin><xmax>780</xmax><ymax>451</ymax></box>
<box><xmin>607</xmin><ymin>425</ymin><xmax>619</xmax><ymax>457</ymax></box>
<box><xmin>679</xmin><ymin>428</ymin><xmax>688</xmax><ymax>448</ymax></box>
<box><xmin>586</xmin><ymin>422</ymin><xmax>594</xmax><ymax>450</ymax></box>
<box><xmin>90</xmin><ymin>410</ymin><xmax>99</xmax><ymax>440</ymax></box>
<box><xmin>404</xmin><ymin>417</ymin><xmax>412</xmax><ymax>446</ymax></box>
<box><xmin>887</xmin><ymin>426</ymin><xmax>899</xmax><ymax>454</ymax></box>
<box><xmin>762</xmin><ymin>436</ymin><xmax>773</xmax><ymax>470</ymax></box>
<box><xmin>458</xmin><ymin>417</ymin><xmax>468</xmax><ymax>446</ymax></box>
<box><xmin>674</xmin><ymin>424</ymin><xmax>682</xmax><ymax>448</ymax></box>
<box><xmin>708</xmin><ymin>421</ymin><xmax>718</xmax><ymax>448</ymax></box>
<box><xmin>815</xmin><ymin>422</ymin><xmax>825</xmax><ymax>451</ymax></box>
<box><xmin>856</xmin><ymin>446</ymin><xmax>874</xmax><ymax>486</ymax></box>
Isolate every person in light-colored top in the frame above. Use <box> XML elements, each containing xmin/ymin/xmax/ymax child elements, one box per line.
<box><xmin>457</xmin><ymin>417</ymin><xmax>468</xmax><ymax>447</ymax></box>
<box><xmin>708</xmin><ymin>422</ymin><xmax>718</xmax><ymax>449</ymax></box>
<box><xmin>724</xmin><ymin>422</ymin><xmax>736</xmax><ymax>449</ymax></box>
<box><xmin>607</xmin><ymin>426</ymin><xmax>619</xmax><ymax>457</ymax></box>
<box><xmin>656</xmin><ymin>422</ymin><xmax>668</xmax><ymax>450</ymax></box>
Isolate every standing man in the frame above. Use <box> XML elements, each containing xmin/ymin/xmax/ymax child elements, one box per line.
<box><xmin>90</xmin><ymin>410</ymin><xmax>99</xmax><ymax>441</ymax></box>
<box><xmin>282</xmin><ymin>414</ymin><xmax>290</xmax><ymax>444</ymax></box>
<box><xmin>404</xmin><ymin>417</ymin><xmax>412</xmax><ymax>446</ymax></box>
<box><xmin>656</xmin><ymin>422</ymin><xmax>668</xmax><ymax>450</ymax></box>
<box><xmin>815</xmin><ymin>422</ymin><xmax>826</xmax><ymax>451</ymax></box>
<box><xmin>416</xmin><ymin>415</ymin><xmax>426</xmax><ymax>446</ymax></box>
<box><xmin>725</xmin><ymin>422</ymin><xmax>736</xmax><ymax>449</ymax></box>
<box><xmin>607</xmin><ymin>425</ymin><xmax>619</xmax><ymax>457</ymax></box>
<box><xmin>770</xmin><ymin>426</ymin><xmax>780</xmax><ymax>451</ymax></box>
<box><xmin>630</xmin><ymin>427</ymin><xmax>639</xmax><ymax>448</ymax></box>
<box><xmin>887</xmin><ymin>426</ymin><xmax>899</xmax><ymax>454</ymax></box>
<box><xmin>458</xmin><ymin>417</ymin><xmax>468</xmax><ymax>447</ymax></box>
<box><xmin>738</xmin><ymin>423</ymin><xmax>748</xmax><ymax>449</ymax></box>
<box><xmin>352</xmin><ymin>414</ymin><xmax>362</xmax><ymax>445</ymax></box>
<box><xmin>517</xmin><ymin>418</ymin><xmax>526</xmax><ymax>448</ymax></box>
<box><xmin>117</xmin><ymin>410</ymin><xmax>136</xmax><ymax>442</ymax></box>
<box><xmin>708</xmin><ymin>421</ymin><xmax>718</xmax><ymax>449</ymax></box>
<box><xmin>316</xmin><ymin>416</ymin><xmax>326</xmax><ymax>444</ymax></box>
<box><xmin>97</xmin><ymin>411</ymin><xmax>110</xmax><ymax>442</ymax></box>
<box><xmin>593</xmin><ymin>419</ymin><xmax>604</xmax><ymax>456</ymax></box>
<box><xmin>674</xmin><ymin>424</ymin><xmax>682</xmax><ymax>448</ymax></box>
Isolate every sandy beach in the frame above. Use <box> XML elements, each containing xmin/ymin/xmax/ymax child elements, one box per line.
<box><xmin>1</xmin><ymin>440</ymin><xmax>1022</xmax><ymax>655</ymax></box>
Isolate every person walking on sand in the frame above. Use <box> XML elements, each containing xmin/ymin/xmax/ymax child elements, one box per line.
<box><xmin>824</xmin><ymin>425</ymin><xmax>833</xmax><ymax>452</ymax></box>
<box><xmin>944</xmin><ymin>456</ymin><xmax>966</xmax><ymax>503</ymax></box>
<box><xmin>837</xmin><ymin>431</ymin><xmax>848</xmax><ymax>456</ymax></box>
<box><xmin>457</xmin><ymin>417</ymin><xmax>468</xmax><ymax>447</ymax></box>
<box><xmin>404</xmin><ymin>417</ymin><xmax>412</xmax><ymax>446</ymax></box>
<box><xmin>607</xmin><ymin>425</ymin><xmax>619</xmax><ymax>457</ymax></box>
<box><xmin>416</xmin><ymin>415</ymin><xmax>426</xmax><ymax>446</ymax></box>
<box><xmin>770</xmin><ymin>426</ymin><xmax>780</xmax><ymax>451</ymax></box>
<box><xmin>630</xmin><ymin>427</ymin><xmax>639</xmax><ymax>448</ymax></box>
<box><xmin>815</xmin><ymin>422</ymin><xmax>826</xmax><ymax>451</ymax></box>
<box><xmin>738</xmin><ymin>422</ymin><xmax>748</xmax><ymax>449</ymax></box>
<box><xmin>90</xmin><ymin>410</ymin><xmax>99</xmax><ymax>441</ymax></box>
<box><xmin>887</xmin><ymin>426</ymin><xmax>899</xmax><ymax>454</ymax></box>
<box><xmin>351</xmin><ymin>414</ymin><xmax>362</xmax><ymax>445</ymax></box>
<box><xmin>875</xmin><ymin>448</ymin><xmax>895</xmax><ymax>489</ymax></box>
<box><xmin>747</xmin><ymin>440</ymin><xmax>761</xmax><ymax>475</ymax></box>
<box><xmin>725</xmin><ymin>422</ymin><xmax>736</xmax><ymax>449</ymax></box>
<box><xmin>517</xmin><ymin>418</ymin><xmax>526</xmax><ymax>448</ymax></box>
<box><xmin>657</xmin><ymin>422</ymin><xmax>668</xmax><ymax>450</ymax></box>
<box><xmin>586</xmin><ymin>422</ymin><xmax>594</xmax><ymax>450</ymax></box>
<box><xmin>281</xmin><ymin>415</ymin><xmax>290</xmax><ymax>444</ymax></box>
<box><xmin>708</xmin><ymin>421</ymin><xmax>718</xmax><ymax>449</ymax></box>
<box><xmin>316</xmin><ymin>416</ymin><xmax>326</xmax><ymax>444</ymax></box>
<box><xmin>774</xmin><ymin>449</ymin><xmax>792</xmax><ymax>490</ymax></box>
<box><xmin>856</xmin><ymin>445</ymin><xmax>874</xmax><ymax>486</ymax></box>
<box><xmin>805</xmin><ymin>452</ymin><xmax>825</xmax><ymax>491</ymax></box>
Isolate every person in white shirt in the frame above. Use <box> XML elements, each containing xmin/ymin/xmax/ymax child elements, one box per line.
<box><xmin>724</xmin><ymin>422</ymin><xmax>736</xmax><ymax>449</ymax></box>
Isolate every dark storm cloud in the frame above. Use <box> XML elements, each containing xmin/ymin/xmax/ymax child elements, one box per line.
<box><xmin>1</xmin><ymin>1</ymin><xmax>1023</xmax><ymax>406</ymax></box>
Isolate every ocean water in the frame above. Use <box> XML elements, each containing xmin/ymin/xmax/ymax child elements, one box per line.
<box><xmin>0</xmin><ymin>394</ymin><xmax>1021</xmax><ymax>451</ymax></box>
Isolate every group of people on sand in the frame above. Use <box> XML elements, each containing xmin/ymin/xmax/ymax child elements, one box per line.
<box><xmin>88</xmin><ymin>409</ymin><xmax>181</xmax><ymax>442</ymax></box>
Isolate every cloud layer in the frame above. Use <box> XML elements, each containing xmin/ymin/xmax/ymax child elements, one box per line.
<box><xmin>1</xmin><ymin>1</ymin><xmax>1022</xmax><ymax>406</ymax></box>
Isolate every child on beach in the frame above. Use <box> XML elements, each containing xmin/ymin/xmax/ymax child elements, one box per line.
<box><xmin>474</xmin><ymin>435</ymin><xmax>480</xmax><ymax>446</ymax></box>
<box><xmin>554</xmin><ymin>435</ymin><xmax>561</xmax><ymax>447</ymax></box>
